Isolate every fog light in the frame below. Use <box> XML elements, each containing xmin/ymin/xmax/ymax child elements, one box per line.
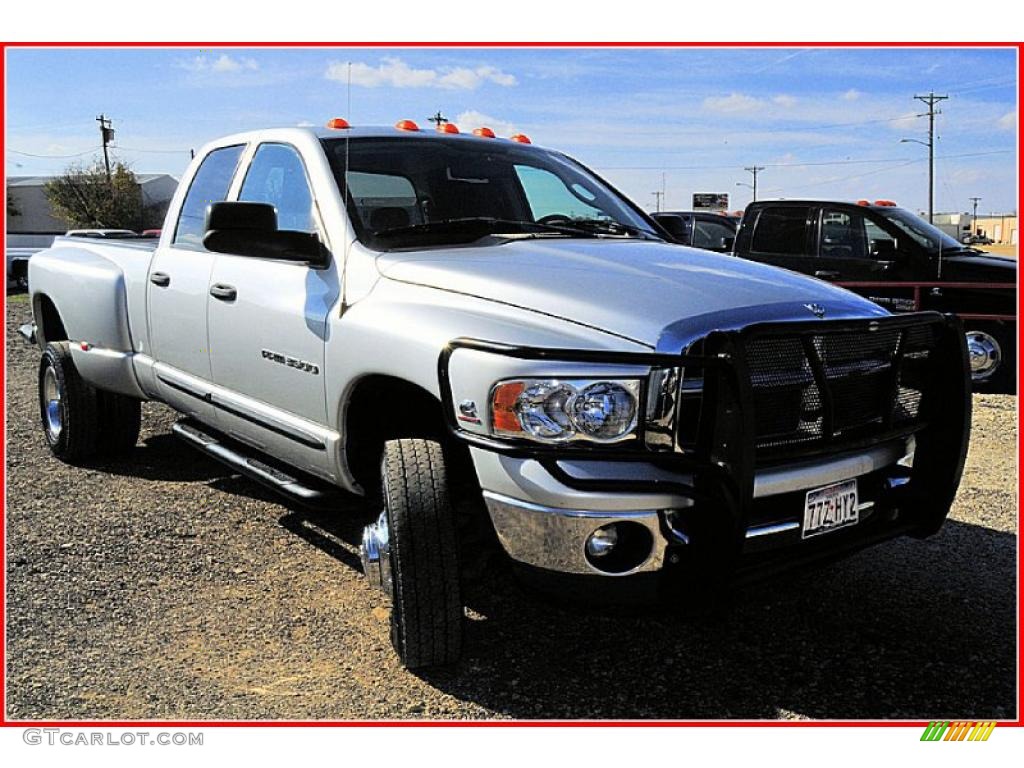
<box><xmin>586</xmin><ymin>525</ymin><xmax>619</xmax><ymax>558</ymax></box>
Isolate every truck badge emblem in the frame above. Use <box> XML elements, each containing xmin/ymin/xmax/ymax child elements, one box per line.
<box><xmin>458</xmin><ymin>400</ymin><xmax>481</xmax><ymax>424</ymax></box>
<box><xmin>804</xmin><ymin>303</ymin><xmax>826</xmax><ymax>319</ymax></box>
<box><xmin>260</xmin><ymin>349</ymin><xmax>320</xmax><ymax>375</ymax></box>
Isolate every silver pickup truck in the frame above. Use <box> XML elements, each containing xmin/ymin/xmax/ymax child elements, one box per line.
<box><xmin>24</xmin><ymin>120</ymin><xmax>972</xmax><ymax>668</ymax></box>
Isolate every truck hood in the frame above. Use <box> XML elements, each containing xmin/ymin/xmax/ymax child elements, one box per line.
<box><xmin>376</xmin><ymin>239</ymin><xmax>888</xmax><ymax>350</ymax></box>
<box><xmin>940</xmin><ymin>251</ymin><xmax>1018</xmax><ymax>281</ymax></box>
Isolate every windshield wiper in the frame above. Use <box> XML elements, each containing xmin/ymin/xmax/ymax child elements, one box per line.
<box><xmin>373</xmin><ymin>217</ymin><xmax>576</xmax><ymax>241</ymax></box>
<box><xmin>538</xmin><ymin>218</ymin><xmax>657</xmax><ymax>240</ymax></box>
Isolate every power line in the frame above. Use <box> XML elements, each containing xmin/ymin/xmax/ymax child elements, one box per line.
<box><xmin>117</xmin><ymin>146</ymin><xmax>194</xmax><ymax>154</ymax></box>
<box><xmin>593</xmin><ymin>149</ymin><xmax>1010</xmax><ymax>172</ymax></box>
<box><xmin>6</xmin><ymin>147</ymin><xmax>101</xmax><ymax>159</ymax></box>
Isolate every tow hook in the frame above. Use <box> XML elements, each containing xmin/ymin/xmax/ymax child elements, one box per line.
<box><xmin>360</xmin><ymin>511</ymin><xmax>392</xmax><ymax>595</ymax></box>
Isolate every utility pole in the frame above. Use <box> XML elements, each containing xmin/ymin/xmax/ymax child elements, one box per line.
<box><xmin>96</xmin><ymin>114</ymin><xmax>114</xmax><ymax>184</ymax></box>
<box><xmin>913</xmin><ymin>92</ymin><xmax>948</xmax><ymax>223</ymax></box>
<box><xmin>969</xmin><ymin>196</ymin><xmax>982</xmax><ymax>238</ymax></box>
<box><xmin>651</xmin><ymin>190</ymin><xmax>664</xmax><ymax>212</ymax></box>
<box><xmin>743</xmin><ymin>165</ymin><xmax>765</xmax><ymax>201</ymax></box>
<box><xmin>427</xmin><ymin>111</ymin><xmax>448</xmax><ymax>128</ymax></box>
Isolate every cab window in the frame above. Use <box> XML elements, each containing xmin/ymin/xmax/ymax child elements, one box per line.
<box><xmin>514</xmin><ymin>165</ymin><xmax>607</xmax><ymax>221</ymax></box>
<box><xmin>820</xmin><ymin>209</ymin><xmax>869</xmax><ymax>259</ymax></box>
<box><xmin>750</xmin><ymin>206</ymin><xmax>811</xmax><ymax>255</ymax></box>
<box><xmin>173</xmin><ymin>144</ymin><xmax>244</xmax><ymax>250</ymax></box>
<box><xmin>692</xmin><ymin>217</ymin><xmax>736</xmax><ymax>251</ymax></box>
<box><xmin>864</xmin><ymin>217</ymin><xmax>897</xmax><ymax>254</ymax></box>
<box><xmin>346</xmin><ymin>170</ymin><xmax>421</xmax><ymax>233</ymax></box>
<box><xmin>239</xmin><ymin>143</ymin><xmax>316</xmax><ymax>234</ymax></box>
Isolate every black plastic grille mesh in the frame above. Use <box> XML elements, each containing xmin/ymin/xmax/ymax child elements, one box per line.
<box><xmin>745</xmin><ymin>325</ymin><xmax>935</xmax><ymax>457</ymax></box>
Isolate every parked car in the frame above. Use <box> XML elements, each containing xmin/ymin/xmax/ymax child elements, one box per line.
<box><xmin>651</xmin><ymin>210</ymin><xmax>739</xmax><ymax>252</ymax></box>
<box><xmin>63</xmin><ymin>228</ymin><xmax>142</xmax><ymax>238</ymax></box>
<box><xmin>962</xmin><ymin>233</ymin><xmax>994</xmax><ymax>246</ymax></box>
<box><xmin>733</xmin><ymin>199</ymin><xmax>1016</xmax><ymax>392</ymax></box>
<box><xmin>23</xmin><ymin>123</ymin><xmax>971</xmax><ymax>668</ymax></box>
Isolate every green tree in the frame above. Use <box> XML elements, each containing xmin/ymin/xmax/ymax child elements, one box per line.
<box><xmin>44</xmin><ymin>159</ymin><xmax>160</xmax><ymax>231</ymax></box>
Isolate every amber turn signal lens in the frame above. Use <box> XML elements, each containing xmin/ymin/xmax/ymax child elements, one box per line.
<box><xmin>491</xmin><ymin>381</ymin><xmax>526</xmax><ymax>434</ymax></box>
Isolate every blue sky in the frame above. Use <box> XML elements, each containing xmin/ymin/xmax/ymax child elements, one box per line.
<box><xmin>5</xmin><ymin>47</ymin><xmax>1018</xmax><ymax>214</ymax></box>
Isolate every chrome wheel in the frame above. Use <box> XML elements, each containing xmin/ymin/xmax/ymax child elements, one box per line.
<box><xmin>966</xmin><ymin>330</ymin><xmax>1002</xmax><ymax>381</ymax></box>
<box><xmin>42</xmin><ymin>364</ymin><xmax>63</xmax><ymax>441</ymax></box>
<box><xmin>360</xmin><ymin>510</ymin><xmax>392</xmax><ymax>594</ymax></box>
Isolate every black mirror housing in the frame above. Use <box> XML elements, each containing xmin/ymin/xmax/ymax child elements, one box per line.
<box><xmin>205</xmin><ymin>201</ymin><xmax>277</xmax><ymax>233</ymax></box>
<box><xmin>870</xmin><ymin>238</ymin><xmax>897</xmax><ymax>259</ymax></box>
<box><xmin>203</xmin><ymin>201</ymin><xmax>328</xmax><ymax>266</ymax></box>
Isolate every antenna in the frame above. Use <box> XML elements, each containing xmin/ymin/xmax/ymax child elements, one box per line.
<box><xmin>340</xmin><ymin>61</ymin><xmax>353</xmax><ymax>317</ymax></box>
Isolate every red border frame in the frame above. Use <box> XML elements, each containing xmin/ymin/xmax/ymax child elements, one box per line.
<box><xmin>0</xmin><ymin>40</ymin><xmax>1020</xmax><ymax>730</ymax></box>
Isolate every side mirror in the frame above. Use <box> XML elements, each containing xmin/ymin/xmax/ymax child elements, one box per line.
<box><xmin>869</xmin><ymin>238</ymin><xmax>897</xmax><ymax>260</ymax></box>
<box><xmin>203</xmin><ymin>202</ymin><xmax>327</xmax><ymax>266</ymax></box>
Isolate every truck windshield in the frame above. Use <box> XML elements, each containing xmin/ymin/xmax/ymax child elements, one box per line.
<box><xmin>880</xmin><ymin>207</ymin><xmax>966</xmax><ymax>254</ymax></box>
<box><xmin>321</xmin><ymin>137</ymin><xmax>660</xmax><ymax>248</ymax></box>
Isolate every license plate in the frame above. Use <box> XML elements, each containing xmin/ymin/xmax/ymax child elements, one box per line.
<box><xmin>802</xmin><ymin>479</ymin><xmax>859</xmax><ymax>539</ymax></box>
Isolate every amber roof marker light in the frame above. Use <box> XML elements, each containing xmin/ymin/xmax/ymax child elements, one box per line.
<box><xmin>472</xmin><ymin>126</ymin><xmax>496</xmax><ymax>138</ymax></box>
<box><xmin>326</xmin><ymin>118</ymin><xmax>350</xmax><ymax>129</ymax></box>
<box><xmin>395</xmin><ymin>119</ymin><xmax>420</xmax><ymax>132</ymax></box>
<box><xmin>509</xmin><ymin>133</ymin><xmax>532</xmax><ymax>144</ymax></box>
<box><xmin>437</xmin><ymin>123</ymin><xmax>460</xmax><ymax>134</ymax></box>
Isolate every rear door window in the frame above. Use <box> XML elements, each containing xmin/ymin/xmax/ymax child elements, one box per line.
<box><xmin>172</xmin><ymin>144</ymin><xmax>245</xmax><ymax>250</ymax></box>
<box><xmin>751</xmin><ymin>206</ymin><xmax>812</xmax><ymax>255</ymax></box>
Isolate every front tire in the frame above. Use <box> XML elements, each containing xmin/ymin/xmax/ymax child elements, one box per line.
<box><xmin>381</xmin><ymin>438</ymin><xmax>463</xmax><ymax>669</ymax></box>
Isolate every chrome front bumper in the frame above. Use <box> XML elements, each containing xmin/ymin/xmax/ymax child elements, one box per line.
<box><xmin>481</xmin><ymin>437</ymin><xmax>915</xmax><ymax>577</ymax></box>
<box><xmin>484</xmin><ymin>492</ymin><xmax>669</xmax><ymax>576</ymax></box>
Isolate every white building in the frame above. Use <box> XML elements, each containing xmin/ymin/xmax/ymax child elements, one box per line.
<box><xmin>6</xmin><ymin>173</ymin><xmax>178</xmax><ymax>235</ymax></box>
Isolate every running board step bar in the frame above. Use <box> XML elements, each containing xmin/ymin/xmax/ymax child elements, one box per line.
<box><xmin>172</xmin><ymin>419</ymin><xmax>341</xmax><ymax>510</ymax></box>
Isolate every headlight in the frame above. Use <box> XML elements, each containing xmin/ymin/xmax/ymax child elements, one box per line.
<box><xmin>491</xmin><ymin>378</ymin><xmax>640</xmax><ymax>444</ymax></box>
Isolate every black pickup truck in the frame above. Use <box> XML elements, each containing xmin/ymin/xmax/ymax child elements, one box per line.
<box><xmin>733</xmin><ymin>200</ymin><xmax>1017</xmax><ymax>392</ymax></box>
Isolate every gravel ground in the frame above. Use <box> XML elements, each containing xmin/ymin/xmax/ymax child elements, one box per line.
<box><xmin>4</xmin><ymin>293</ymin><xmax>1018</xmax><ymax>721</ymax></box>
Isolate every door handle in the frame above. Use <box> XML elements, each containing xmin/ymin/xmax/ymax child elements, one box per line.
<box><xmin>814</xmin><ymin>270</ymin><xmax>841</xmax><ymax>279</ymax></box>
<box><xmin>149</xmin><ymin>272</ymin><xmax>171</xmax><ymax>287</ymax></box>
<box><xmin>210</xmin><ymin>283</ymin><xmax>237</xmax><ymax>301</ymax></box>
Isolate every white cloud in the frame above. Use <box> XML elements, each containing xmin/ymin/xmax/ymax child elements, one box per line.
<box><xmin>454</xmin><ymin>110</ymin><xmax>518</xmax><ymax>137</ymax></box>
<box><xmin>178</xmin><ymin>54</ymin><xmax>258</xmax><ymax>73</ymax></box>
<box><xmin>997</xmin><ymin>110</ymin><xmax>1016</xmax><ymax>131</ymax></box>
<box><xmin>772</xmin><ymin>94</ymin><xmax>797</xmax><ymax>108</ymax></box>
<box><xmin>842</xmin><ymin>89</ymin><xmax>861</xmax><ymax>101</ymax></box>
<box><xmin>326</xmin><ymin>57</ymin><xmax>517</xmax><ymax>90</ymax></box>
<box><xmin>701</xmin><ymin>92</ymin><xmax>764</xmax><ymax>114</ymax></box>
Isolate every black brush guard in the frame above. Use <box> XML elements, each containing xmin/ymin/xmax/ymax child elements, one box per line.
<box><xmin>438</xmin><ymin>311</ymin><xmax>971</xmax><ymax>583</ymax></box>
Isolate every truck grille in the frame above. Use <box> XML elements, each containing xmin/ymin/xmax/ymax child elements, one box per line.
<box><xmin>678</xmin><ymin>321</ymin><xmax>940</xmax><ymax>461</ymax></box>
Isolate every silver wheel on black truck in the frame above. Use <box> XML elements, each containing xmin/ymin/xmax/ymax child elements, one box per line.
<box><xmin>38</xmin><ymin>341</ymin><xmax>141</xmax><ymax>462</ymax></box>
<box><xmin>361</xmin><ymin>438</ymin><xmax>463</xmax><ymax>669</ymax></box>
